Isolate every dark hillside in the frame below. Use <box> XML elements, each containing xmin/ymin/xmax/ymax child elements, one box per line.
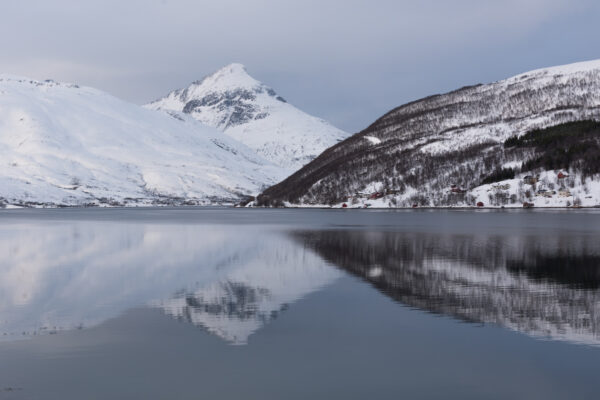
<box><xmin>257</xmin><ymin>62</ymin><xmax>600</xmax><ymax>207</ymax></box>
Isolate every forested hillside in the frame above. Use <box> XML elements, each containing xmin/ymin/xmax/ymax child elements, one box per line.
<box><xmin>257</xmin><ymin>60</ymin><xmax>600</xmax><ymax>208</ymax></box>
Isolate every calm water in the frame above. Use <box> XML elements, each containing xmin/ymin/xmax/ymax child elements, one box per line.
<box><xmin>0</xmin><ymin>208</ymin><xmax>599</xmax><ymax>399</ymax></box>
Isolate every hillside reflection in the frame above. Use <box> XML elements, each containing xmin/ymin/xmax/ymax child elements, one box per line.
<box><xmin>294</xmin><ymin>230</ymin><xmax>600</xmax><ymax>346</ymax></box>
<box><xmin>0</xmin><ymin>221</ymin><xmax>339</xmax><ymax>344</ymax></box>
<box><xmin>2</xmin><ymin>212</ymin><xmax>599</xmax><ymax>347</ymax></box>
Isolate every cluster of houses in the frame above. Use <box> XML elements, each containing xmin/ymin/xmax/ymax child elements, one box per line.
<box><xmin>338</xmin><ymin>171</ymin><xmax>574</xmax><ymax>209</ymax></box>
<box><xmin>523</xmin><ymin>172</ymin><xmax>568</xmax><ymax>185</ymax></box>
<box><xmin>524</xmin><ymin>172</ymin><xmax>571</xmax><ymax>200</ymax></box>
<box><xmin>477</xmin><ymin>170</ymin><xmax>573</xmax><ymax>208</ymax></box>
<box><xmin>536</xmin><ymin>188</ymin><xmax>572</xmax><ymax>198</ymax></box>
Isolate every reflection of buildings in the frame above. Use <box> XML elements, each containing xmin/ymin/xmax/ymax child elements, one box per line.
<box><xmin>295</xmin><ymin>230</ymin><xmax>600</xmax><ymax>346</ymax></box>
<box><xmin>156</xmin><ymin>239</ymin><xmax>340</xmax><ymax>344</ymax></box>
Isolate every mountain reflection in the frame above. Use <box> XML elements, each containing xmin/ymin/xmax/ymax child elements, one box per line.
<box><xmin>2</xmin><ymin>213</ymin><xmax>599</xmax><ymax>347</ymax></box>
<box><xmin>0</xmin><ymin>220</ymin><xmax>339</xmax><ymax>344</ymax></box>
<box><xmin>155</xmin><ymin>236</ymin><xmax>340</xmax><ymax>344</ymax></box>
<box><xmin>293</xmin><ymin>230</ymin><xmax>600</xmax><ymax>346</ymax></box>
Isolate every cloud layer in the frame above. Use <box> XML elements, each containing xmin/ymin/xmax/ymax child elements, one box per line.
<box><xmin>1</xmin><ymin>0</ymin><xmax>599</xmax><ymax>131</ymax></box>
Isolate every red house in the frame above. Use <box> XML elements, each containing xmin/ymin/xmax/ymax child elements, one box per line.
<box><xmin>476</xmin><ymin>202</ymin><xmax>484</xmax><ymax>207</ymax></box>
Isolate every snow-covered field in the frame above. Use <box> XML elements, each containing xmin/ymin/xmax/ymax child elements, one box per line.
<box><xmin>146</xmin><ymin>63</ymin><xmax>348</xmax><ymax>169</ymax></box>
<box><xmin>274</xmin><ymin>170</ymin><xmax>600</xmax><ymax>209</ymax></box>
<box><xmin>469</xmin><ymin>171</ymin><xmax>600</xmax><ymax>208</ymax></box>
<box><xmin>0</xmin><ymin>75</ymin><xmax>287</xmax><ymax>207</ymax></box>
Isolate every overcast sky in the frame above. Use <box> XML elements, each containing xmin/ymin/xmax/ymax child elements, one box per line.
<box><xmin>1</xmin><ymin>0</ymin><xmax>599</xmax><ymax>132</ymax></box>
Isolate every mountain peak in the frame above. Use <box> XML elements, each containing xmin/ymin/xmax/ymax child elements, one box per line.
<box><xmin>193</xmin><ymin>63</ymin><xmax>260</xmax><ymax>91</ymax></box>
<box><xmin>218</xmin><ymin>62</ymin><xmax>248</xmax><ymax>74</ymax></box>
<box><xmin>146</xmin><ymin>64</ymin><xmax>349</xmax><ymax>170</ymax></box>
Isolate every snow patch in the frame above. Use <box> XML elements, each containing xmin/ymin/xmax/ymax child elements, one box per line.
<box><xmin>364</xmin><ymin>136</ymin><xmax>382</xmax><ymax>145</ymax></box>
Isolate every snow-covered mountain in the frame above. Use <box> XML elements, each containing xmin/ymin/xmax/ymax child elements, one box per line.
<box><xmin>0</xmin><ymin>75</ymin><xmax>286</xmax><ymax>207</ymax></box>
<box><xmin>145</xmin><ymin>63</ymin><xmax>348</xmax><ymax>169</ymax></box>
<box><xmin>258</xmin><ymin>59</ymin><xmax>600</xmax><ymax>208</ymax></box>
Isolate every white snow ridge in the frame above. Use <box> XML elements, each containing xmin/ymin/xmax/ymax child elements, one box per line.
<box><xmin>0</xmin><ymin>75</ymin><xmax>287</xmax><ymax>207</ymax></box>
<box><xmin>146</xmin><ymin>63</ymin><xmax>348</xmax><ymax>169</ymax></box>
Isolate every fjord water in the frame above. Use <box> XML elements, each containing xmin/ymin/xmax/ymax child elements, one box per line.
<box><xmin>0</xmin><ymin>208</ymin><xmax>599</xmax><ymax>399</ymax></box>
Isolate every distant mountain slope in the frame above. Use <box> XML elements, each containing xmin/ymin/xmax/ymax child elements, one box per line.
<box><xmin>257</xmin><ymin>60</ymin><xmax>600</xmax><ymax>207</ymax></box>
<box><xmin>146</xmin><ymin>63</ymin><xmax>348</xmax><ymax>169</ymax></box>
<box><xmin>0</xmin><ymin>75</ymin><xmax>285</xmax><ymax>207</ymax></box>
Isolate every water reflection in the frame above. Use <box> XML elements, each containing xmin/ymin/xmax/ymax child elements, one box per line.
<box><xmin>0</xmin><ymin>221</ymin><xmax>339</xmax><ymax>344</ymax></box>
<box><xmin>294</xmin><ymin>230</ymin><xmax>600</xmax><ymax>346</ymax></box>
<box><xmin>156</xmin><ymin>237</ymin><xmax>340</xmax><ymax>344</ymax></box>
<box><xmin>1</xmin><ymin>212</ymin><xmax>599</xmax><ymax>347</ymax></box>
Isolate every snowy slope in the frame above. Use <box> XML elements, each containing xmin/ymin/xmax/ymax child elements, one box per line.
<box><xmin>0</xmin><ymin>75</ymin><xmax>286</xmax><ymax>207</ymax></box>
<box><xmin>258</xmin><ymin>59</ymin><xmax>600</xmax><ymax>207</ymax></box>
<box><xmin>146</xmin><ymin>63</ymin><xmax>348</xmax><ymax>169</ymax></box>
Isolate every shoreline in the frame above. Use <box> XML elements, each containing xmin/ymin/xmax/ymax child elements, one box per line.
<box><xmin>1</xmin><ymin>204</ymin><xmax>599</xmax><ymax>211</ymax></box>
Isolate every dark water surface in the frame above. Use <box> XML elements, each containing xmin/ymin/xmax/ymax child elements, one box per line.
<box><xmin>0</xmin><ymin>208</ymin><xmax>599</xmax><ymax>399</ymax></box>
